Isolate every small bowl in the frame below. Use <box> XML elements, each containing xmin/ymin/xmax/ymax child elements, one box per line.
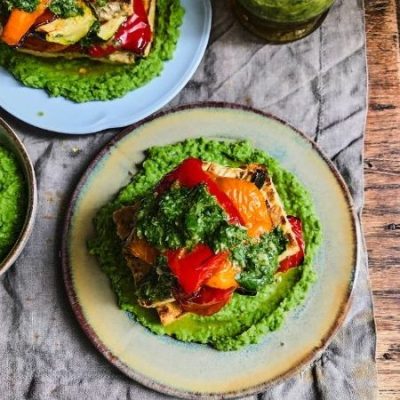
<box><xmin>0</xmin><ymin>118</ymin><xmax>37</xmax><ymax>276</ymax></box>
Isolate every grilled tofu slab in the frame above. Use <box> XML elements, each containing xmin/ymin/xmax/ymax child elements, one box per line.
<box><xmin>113</xmin><ymin>161</ymin><xmax>301</xmax><ymax>326</ymax></box>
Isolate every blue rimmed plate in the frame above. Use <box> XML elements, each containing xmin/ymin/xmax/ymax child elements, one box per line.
<box><xmin>0</xmin><ymin>0</ymin><xmax>211</xmax><ymax>134</ymax></box>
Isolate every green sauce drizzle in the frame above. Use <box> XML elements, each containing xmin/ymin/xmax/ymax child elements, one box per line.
<box><xmin>49</xmin><ymin>0</ymin><xmax>83</xmax><ymax>18</ymax></box>
<box><xmin>4</xmin><ymin>0</ymin><xmax>39</xmax><ymax>13</ymax></box>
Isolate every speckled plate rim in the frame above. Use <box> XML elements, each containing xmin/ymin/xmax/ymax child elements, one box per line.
<box><xmin>0</xmin><ymin>118</ymin><xmax>38</xmax><ymax>276</ymax></box>
<box><xmin>61</xmin><ymin>103</ymin><xmax>360</xmax><ymax>399</ymax></box>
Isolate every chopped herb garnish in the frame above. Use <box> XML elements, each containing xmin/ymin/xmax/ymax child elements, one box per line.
<box><xmin>4</xmin><ymin>0</ymin><xmax>39</xmax><ymax>12</ymax></box>
<box><xmin>135</xmin><ymin>257</ymin><xmax>176</xmax><ymax>304</ymax></box>
<box><xmin>49</xmin><ymin>0</ymin><xmax>83</xmax><ymax>18</ymax></box>
<box><xmin>79</xmin><ymin>20</ymin><xmax>101</xmax><ymax>47</ymax></box>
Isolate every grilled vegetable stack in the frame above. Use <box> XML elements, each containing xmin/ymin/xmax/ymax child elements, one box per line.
<box><xmin>113</xmin><ymin>158</ymin><xmax>306</xmax><ymax>325</ymax></box>
<box><xmin>0</xmin><ymin>0</ymin><xmax>156</xmax><ymax>64</ymax></box>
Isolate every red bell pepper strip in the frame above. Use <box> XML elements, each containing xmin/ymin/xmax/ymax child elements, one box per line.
<box><xmin>175</xmin><ymin>286</ymin><xmax>235</xmax><ymax>316</ymax></box>
<box><xmin>157</xmin><ymin>158</ymin><xmax>245</xmax><ymax>226</ymax></box>
<box><xmin>278</xmin><ymin>216</ymin><xmax>305</xmax><ymax>272</ymax></box>
<box><xmin>115</xmin><ymin>0</ymin><xmax>151</xmax><ymax>54</ymax></box>
<box><xmin>88</xmin><ymin>44</ymin><xmax>115</xmax><ymax>58</ymax></box>
<box><xmin>88</xmin><ymin>0</ymin><xmax>152</xmax><ymax>57</ymax></box>
<box><xmin>166</xmin><ymin>245</ymin><xmax>229</xmax><ymax>294</ymax></box>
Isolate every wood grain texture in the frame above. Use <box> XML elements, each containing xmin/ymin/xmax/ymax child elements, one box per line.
<box><xmin>364</xmin><ymin>0</ymin><xmax>400</xmax><ymax>398</ymax></box>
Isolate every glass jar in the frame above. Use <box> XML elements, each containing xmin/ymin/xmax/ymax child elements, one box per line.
<box><xmin>232</xmin><ymin>0</ymin><xmax>335</xmax><ymax>43</ymax></box>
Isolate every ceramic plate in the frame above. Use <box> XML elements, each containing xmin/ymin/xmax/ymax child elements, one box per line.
<box><xmin>62</xmin><ymin>104</ymin><xmax>359</xmax><ymax>399</ymax></box>
<box><xmin>0</xmin><ymin>118</ymin><xmax>37</xmax><ymax>275</ymax></box>
<box><xmin>0</xmin><ymin>0</ymin><xmax>211</xmax><ymax>135</ymax></box>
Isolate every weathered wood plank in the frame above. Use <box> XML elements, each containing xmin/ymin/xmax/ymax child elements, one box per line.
<box><xmin>364</xmin><ymin>0</ymin><xmax>400</xmax><ymax>397</ymax></box>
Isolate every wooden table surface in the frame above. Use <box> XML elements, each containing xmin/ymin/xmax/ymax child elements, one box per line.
<box><xmin>364</xmin><ymin>0</ymin><xmax>400</xmax><ymax>398</ymax></box>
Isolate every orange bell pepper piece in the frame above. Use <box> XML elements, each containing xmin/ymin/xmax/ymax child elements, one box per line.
<box><xmin>205</xmin><ymin>260</ymin><xmax>239</xmax><ymax>290</ymax></box>
<box><xmin>2</xmin><ymin>0</ymin><xmax>49</xmax><ymax>46</ymax></box>
<box><xmin>216</xmin><ymin>177</ymin><xmax>273</xmax><ymax>238</ymax></box>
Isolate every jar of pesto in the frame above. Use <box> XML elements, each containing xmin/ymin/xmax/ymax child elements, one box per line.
<box><xmin>232</xmin><ymin>0</ymin><xmax>335</xmax><ymax>43</ymax></box>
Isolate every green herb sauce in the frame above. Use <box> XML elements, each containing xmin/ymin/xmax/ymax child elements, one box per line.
<box><xmin>4</xmin><ymin>0</ymin><xmax>39</xmax><ymax>13</ymax></box>
<box><xmin>79</xmin><ymin>20</ymin><xmax>101</xmax><ymax>48</ymax></box>
<box><xmin>49</xmin><ymin>0</ymin><xmax>83</xmax><ymax>18</ymax></box>
<box><xmin>134</xmin><ymin>183</ymin><xmax>287</xmax><ymax>300</ymax></box>
<box><xmin>135</xmin><ymin>256</ymin><xmax>176</xmax><ymax>304</ymax></box>
<box><xmin>0</xmin><ymin>145</ymin><xmax>26</xmax><ymax>262</ymax></box>
<box><xmin>0</xmin><ymin>0</ymin><xmax>184</xmax><ymax>102</ymax></box>
<box><xmin>234</xmin><ymin>230</ymin><xmax>287</xmax><ymax>293</ymax></box>
<box><xmin>136</xmin><ymin>185</ymin><xmax>231</xmax><ymax>251</ymax></box>
<box><xmin>88</xmin><ymin>139</ymin><xmax>322</xmax><ymax>351</ymax></box>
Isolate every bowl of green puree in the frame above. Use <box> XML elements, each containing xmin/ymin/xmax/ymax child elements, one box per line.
<box><xmin>0</xmin><ymin>118</ymin><xmax>37</xmax><ymax>275</ymax></box>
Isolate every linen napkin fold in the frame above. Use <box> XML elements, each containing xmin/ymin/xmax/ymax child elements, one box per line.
<box><xmin>0</xmin><ymin>0</ymin><xmax>377</xmax><ymax>398</ymax></box>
